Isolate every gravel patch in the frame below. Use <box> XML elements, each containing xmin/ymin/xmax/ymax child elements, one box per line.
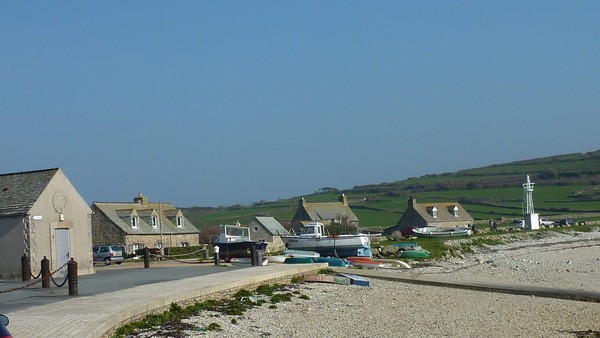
<box><xmin>130</xmin><ymin>230</ymin><xmax>600</xmax><ymax>338</ymax></box>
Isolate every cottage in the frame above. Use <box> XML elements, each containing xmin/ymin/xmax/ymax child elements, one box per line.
<box><xmin>91</xmin><ymin>193</ymin><xmax>201</xmax><ymax>256</ymax></box>
<box><xmin>248</xmin><ymin>216</ymin><xmax>290</xmax><ymax>253</ymax></box>
<box><xmin>0</xmin><ymin>168</ymin><xmax>94</xmax><ymax>278</ymax></box>
<box><xmin>384</xmin><ymin>197</ymin><xmax>474</xmax><ymax>235</ymax></box>
<box><xmin>291</xmin><ymin>194</ymin><xmax>359</xmax><ymax>230</ymax></box>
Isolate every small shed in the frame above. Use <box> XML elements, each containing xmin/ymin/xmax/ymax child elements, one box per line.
<box><xmin>0</xmin><ymin>168</ymin><xmax>94</xmax><ymax>278</ymax></box>
<box><xmin>248</xmin><ymin>216</ymin><xmax>290</xmax><ymax>253</ymax></box>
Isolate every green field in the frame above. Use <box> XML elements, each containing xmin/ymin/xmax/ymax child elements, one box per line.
<box><xmin>184</xmin><ymin>150</ymin><xmax>600</xmax><ymax>230</ymax></box>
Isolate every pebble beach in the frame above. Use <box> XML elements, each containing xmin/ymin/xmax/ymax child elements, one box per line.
<box><xmin>141</xmin><ymin>229</ymin><xmax>600</xmax><ymax>338</ymax></box>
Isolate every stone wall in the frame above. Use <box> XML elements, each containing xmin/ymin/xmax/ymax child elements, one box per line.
<box><xmin>91</xmin><ymin>205</ymin><xmax>126</xmax><ymax>245</ymax></box>
<box><xmin>125</xmin><ymin>233</ymin><xmax>200</xmax><ymax>251</ymax></box>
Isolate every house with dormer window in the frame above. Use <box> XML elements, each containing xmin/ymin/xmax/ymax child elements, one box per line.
<box><xmin>383</xmin><ymin>197</ymin><xmax>474</xmax><ymax>235</ymax></box>
<box><xmin>291</xmin><ymin>194</ymin><xmax>359</xmax><ymax>230</ymax></box>
<box><xmin>91</xmin><ymin>193</ymin><xmax>200</xmax><ymax>255</ymax></box>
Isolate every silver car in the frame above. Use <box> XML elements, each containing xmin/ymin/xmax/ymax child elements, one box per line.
<box><xmin>93</xmin><ymin>245</ymin><xmax>124</xmax><ymax>265</ymax></box>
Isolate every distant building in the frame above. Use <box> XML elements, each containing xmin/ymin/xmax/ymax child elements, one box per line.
<box><xmin>0</xmin><ymin>168</ymin><xmax>94</xmax><ymax>278</ymax></box>
<box><xmin>248</xmin><ymin>216</ymin><xmax>290</xmax><ymax>253</ymax></box>
<box><xmin>384</xmin><ymin>197</ymin><xmax>474</xmax><ymax>235</ymax></box>
<box><xmin>91</xmin><ymin>193</ymin><xmax>201</xmax><ymax>255</ymax></box>
<box><xmin>291</xmin><ymin>194</ymin><xmax>359</xmax><ymax>230</ymax></box>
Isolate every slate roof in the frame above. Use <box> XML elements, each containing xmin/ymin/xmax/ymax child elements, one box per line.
<box><xmin>254</xmin><ymin>216</ymin><xmax>290</xmax><ymax>236</ymax></box>
<box><xmin>412</xmin><ymin>201</ymin><xmax>474</xmax><ymax>223</ymax></box>
<box><xmin>93</xmin><ymin>202</ymin><xmax>200</xmax><ymax>235</ymax></box>
<box><xmin>303</xmin><ymin>201</ymin><xmax>358</xmax><ymax>222</ymax></box>
<box><xmin>0</xmin><ymin>168</ymin><xmax>59</xmax><ymax>216</ymax></box>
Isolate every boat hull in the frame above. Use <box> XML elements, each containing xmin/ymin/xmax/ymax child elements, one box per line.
<box><xmin>399</xmin><ymin>250</ymin><xmax>430</xmax><ymax>259</ymax></box>
<box><xmin>214</xmin><ymin>241</ymin><xmax>268</xmax><ymax>260</ymax></box>
<box><xmin>346</xmin><ymin>256</ymin><xmax>385</xmax><ymax>268</ymax></box>
<box><xmin>282</xmin><ymin>236</ymin><xmax>372</xmax><ymax>258</ymax></box>
<box><xmin>412</xmin><ymin>227</ymin><xmax>472</xmax><ymax>238</ymax></box>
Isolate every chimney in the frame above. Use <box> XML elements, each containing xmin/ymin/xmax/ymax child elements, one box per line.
<box><xmin>339</xmin><ymin>194</ymin><xmax>348</xmax><ymax>205</ymax></box>
<box><xmin>134</xmin><ymin>193</ymin><xmax>148</xmax><ymax>207</ymax></box>
<box><xmin>408</xmin><ymin>196</ymin><xmax>417</xmax><ymax>209</ymax></box>
<box><xmin>299</xmin><ymin>197</ymin><xmax>306</xmax><ymax>207</ymax></box>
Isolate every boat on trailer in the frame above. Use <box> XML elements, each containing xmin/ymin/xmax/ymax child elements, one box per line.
<box><xmin>213</xmin><ymin>223</ymin><xmax>267</xmax><ymax>261</ymax></box>
<box><xmin>281</xmin><ymin>222</ymin><xmax>372</xmax><ymax>258</ymax></box>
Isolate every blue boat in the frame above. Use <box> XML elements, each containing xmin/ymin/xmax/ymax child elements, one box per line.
<box><xmin>314</xmin><ymin>257</ymin><xmax>349</xmax><ymax>267</ymax></box>
<box><xmin>284</xmin><ymin>257</ymin><xmax>316</xmax><ymax>264</ymax></box>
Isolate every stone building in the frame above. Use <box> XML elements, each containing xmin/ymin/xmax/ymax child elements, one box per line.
<box><xmin>248</xmin><ymin>216</ymin><xmax>290</xmax><ymax>253</ymax></box>
<box><xmin>291</xmin><ymin>194</ymin><xmax>359</xmax><ymax>230</ymax></box>
<box><xmin>384</xmin><ymin>197</ymin><xmax>474</xmax><ymax>235</ymax></box>
<box><xmin>91</xmin><ymin>193</ymin><xmax>201</xmax><ymax>255</ymax></box>
<box><xmin>0</xmin><ymin>168</ymin><xmax>94</xmax><ymax>278</ymax></box>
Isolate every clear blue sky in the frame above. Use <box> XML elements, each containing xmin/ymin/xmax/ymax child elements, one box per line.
<box><xmin>1</xmin><ymin>2</ymin><xmax>599</xmax><ymax>207</ymax></box>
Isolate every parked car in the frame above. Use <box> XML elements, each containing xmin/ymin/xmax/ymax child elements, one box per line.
<box><xmin>513</xmin><ymin>219</ymin><xmax>525</xmax><ymax>229</ymax></box>
<box><xmin>93</xmin><ymin>245</ymin><xmax>124</xmax><ymax>265</ymax></box>
<box><xmin>559</xmin><ymin>218</ymin><xmax>577</xmax><ymax>226</ymax></box>
<box><xmin>0</xmin><ymin>314</ymin><xmax>12</xmax><ymax>338</ymax></box>
<box><xmin>539</xmin><ymin>218</ymin><xmax>555</xmax><ymax>227</ymax></box>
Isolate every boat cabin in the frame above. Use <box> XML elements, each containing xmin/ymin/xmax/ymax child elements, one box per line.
<box><xmin>217</xmin><ymin>224</ymin><xmax>252</xmax><ymax>243</ymax></box>
<box><xmin>298</xmin><ymin>222</ymin><xmax>325</xmax><ymax>238</ymax></box>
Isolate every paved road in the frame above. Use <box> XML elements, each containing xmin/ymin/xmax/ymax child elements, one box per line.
<box><xmin>0</xmin><ymin>260</ymin><xmax>245</xmax><ymax>313</ymax></box>
<box><xmin>1</xmin><ymin>263</ymin><xmax>324</xmax><ymax>338</ymax></box>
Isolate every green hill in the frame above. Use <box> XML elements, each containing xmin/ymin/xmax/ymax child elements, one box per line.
<box><xmin>183</xmin><ymin>149</ymin><xmax>600</xmax><ymax>231</ymax></box>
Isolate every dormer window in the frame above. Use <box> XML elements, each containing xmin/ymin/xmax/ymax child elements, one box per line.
<box><xmin>431</xmin><ymin>206</ymin><xmax>438</xmax><ymax>218</ymax></box>
<box><xmin>453</xmin><ymin>206</ymin><xmax>459</xmax><ymax>217</ymax></box>
<box><xmin>151</xmin><ymin>215</ymin><xmax>158</xmax><ymax>228</ymax></box>
<box><xmin>131</xmin><ymin>216</ymin><xmax>139</xmax><ymax>228</ymax></box>
<box><xmin>176</xmin><ymin>216</ymin><xmax>183</xmax><ymax>227</ymax></box>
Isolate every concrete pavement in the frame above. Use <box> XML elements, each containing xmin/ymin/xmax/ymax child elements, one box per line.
<box><xmin>1</xmin><ymin>262</ymin><xmax>327</xmax><ymax>337</ymax></box>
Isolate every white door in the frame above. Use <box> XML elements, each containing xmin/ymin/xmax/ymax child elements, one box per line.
<box><xmin>55</xmin><ymin>228</ymin><xmax>70</xmax><ymax>277</ymax></box>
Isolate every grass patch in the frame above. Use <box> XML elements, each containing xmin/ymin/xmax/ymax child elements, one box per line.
<box><xmin>112</xmin><ymin>281</ymin><xmax>311</xmax><ymax>338</ymax></box>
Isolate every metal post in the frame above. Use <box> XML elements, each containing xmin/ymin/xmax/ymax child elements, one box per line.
<box><xmin>68</xmin><ymin>258</ymin><xmax>78</xmax><ymax>296</ymax></box>
<box><xmin>21</xmin><ymin>254</ymin><xmax>31</xmax><ymax>281</ymax></box>
<box><xmin>256</xmin><ymin>247</ymin><xmax>263</xmax><ymax>266</ymax></box>
<box><xmin>213</xmin><ymin>245</ymin><xmax>220</xmax><ymax>266</ymax></box>
<box><xmin>204</xmin><ymin>244</ymin><xmax>209</xmax><ymax>260</ymax></box>
<box><xmin>250</xmin><ymin>245</ymin><xmax>257</xmax><ymax>266</ymax></box>
<box><xmin>144</xmin><ymin>247</ymin><xmax>150</xmax><ymax>268</ymax></box>
<box><xmin>41</xmin><ymin>256</ymin><xmax>50</xmax><ymax>288</ymax></box>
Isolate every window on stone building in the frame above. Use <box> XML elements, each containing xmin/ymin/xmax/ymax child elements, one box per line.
<box><xmin>151</xmin><ymin>216</ymin><xmax>158</xmax><ymax>228</ymax></box>
<box><xmin>177</xmin><ymin>216</ymin><xmax>183</xmax><ymax>227</ymax></box>
<box><xmin>131</xmin><ymin>216</ymin><xmax>139</xmax><ymax>228</ymax></box>
<box><xmin>431</xmin><ymin>206</ymin><xmax>438</xmax><ymax>218</ymax></box>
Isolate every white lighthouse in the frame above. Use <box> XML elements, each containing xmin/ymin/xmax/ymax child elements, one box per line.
<box><xmin>523</xmin><ymin>175</ymin><xmax>539</xmax><ymax>230</ymax></box>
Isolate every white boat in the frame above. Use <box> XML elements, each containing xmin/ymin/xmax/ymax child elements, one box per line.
<box><xmin>282</xmin><ymin>249</ymin><xmax>320</xmax><ymax>258</ymax></box>
<box><xmin>266</xmin><ymin>255</ymin><xmax>289</xmax><ymax>264</ymax></box>
<box><xmin>411</xmin><ymin>226</ymin><xmax>472</xmax><ymax>238</ymax></box>
<box><xmin>281</xmin><ymin>222</ymin><xmax>372</xmax><ymax>258</ymax></box>
<box><xmin>229</xmin><ymin>257</ymin><xmax>269</xmax><ymax>265</ymax></box>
